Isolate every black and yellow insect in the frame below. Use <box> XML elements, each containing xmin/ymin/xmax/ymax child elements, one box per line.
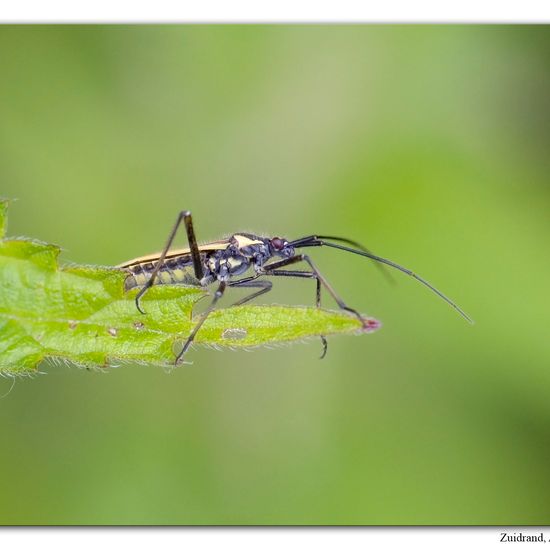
<box><xmin>119</xmin><ymin>211</ymin><xmax>472</xmax><ymax>364</ymax></box>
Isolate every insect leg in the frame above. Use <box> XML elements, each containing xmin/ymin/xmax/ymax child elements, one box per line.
<box><xmin>262</xmin><ymin>255</ymin><xmax>370</xmax><ymax>328</ymax></box>
<box><xmin>182</xmin><ymin>212</ymin><xmax>205</xmax><ymax>281</ymax></box>
<box><xmin>175</xmin><ymin>281</ymin><xmax>227</xmax><ymax>365</ymax></box>
<box><xmin>263</xmin><ymin>269</ymin><xmax>328</xmax><ymax>359</ymax></box>
<box><xmin>228</xmin><ymin>278</ymin><xmax>273</xmax><ymax>307</ymax></box>
<box><xmin>135</xmin><ymin>210</ymin><xmax>204</xmax><ymax>314</ymax></box>
<box><xmin>229</xmin><ymin>272</ymin><xmax>328</xmax><ymax>358</ymax></box>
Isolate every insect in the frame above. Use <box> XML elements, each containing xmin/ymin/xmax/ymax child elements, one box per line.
<box><xmin>118</xmin><ymin>211</ymin><xmax>472</xmax><ymax>364</ymax></box>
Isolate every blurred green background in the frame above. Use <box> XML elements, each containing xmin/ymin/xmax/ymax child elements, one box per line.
<box><xmin>0</xmin><ymin>25</ymin><xmax>549</xmax><ymax>525</ymax></box>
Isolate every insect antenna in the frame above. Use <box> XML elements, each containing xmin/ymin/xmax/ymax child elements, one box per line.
<box><xmin>290</xmin><ymin>235</ymin><xmax>396</xmax><ymax>284</ymax></box>
<box><xmin>291</xmin><ymin>236</ymin><xmax>473</xmax><ymax>324</ymax></box>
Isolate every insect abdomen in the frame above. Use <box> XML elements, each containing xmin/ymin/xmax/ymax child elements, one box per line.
<box><xmin>123</xmin><ymin>256</ymin><xmax>199</xmax><ymax>291</ymax></box>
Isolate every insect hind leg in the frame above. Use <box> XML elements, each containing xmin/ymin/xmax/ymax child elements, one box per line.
<box><xmin>134</xmin><ymin>210</ymin><xmax>204</xmax><ymax>314</ymax></box>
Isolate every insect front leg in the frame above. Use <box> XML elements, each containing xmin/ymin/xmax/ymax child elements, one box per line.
<box><xmin>134</xmin><ymin>210</ymin><xmax>204</xmax><ymax>314</ymax></box>
<box><xmin>262</xmin><ymin>254</ymin><xmax>371</xmax><ymax>329</ymax></box>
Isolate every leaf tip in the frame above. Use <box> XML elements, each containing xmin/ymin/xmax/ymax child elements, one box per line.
<box><xmin>361</xmin><ymin>317</ymin><xmax>382</xmax><ymax>333</ymax></box>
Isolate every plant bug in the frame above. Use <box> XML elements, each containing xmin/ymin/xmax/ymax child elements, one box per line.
<box><xmin>118</xmin><ymin>211</ymin><xmax>472</xmax><ymax>364</ymax></box>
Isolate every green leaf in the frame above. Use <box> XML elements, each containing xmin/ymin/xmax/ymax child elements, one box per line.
<box><xmin>0</xmin><ymin>199</ymin><xmax>379</xmax><ymax>375</ymax></box>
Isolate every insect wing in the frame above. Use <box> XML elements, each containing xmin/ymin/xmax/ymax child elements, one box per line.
<box><xmin>117</xmin><ymin>239</ymin><xmax>230</xmax><ymax>268</ymax></box>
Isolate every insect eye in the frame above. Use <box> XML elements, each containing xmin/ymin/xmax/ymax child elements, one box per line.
<box><xmin>271</xmin><ymin>237</ymin><xmax>284</xmax><ymax>251</ymax></box>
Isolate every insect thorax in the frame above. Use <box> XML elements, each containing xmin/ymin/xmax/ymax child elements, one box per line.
<box><xmin>206</xmin><ymin>248</ymin><xmax>252</xmax><ymax>282</ymax></box>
